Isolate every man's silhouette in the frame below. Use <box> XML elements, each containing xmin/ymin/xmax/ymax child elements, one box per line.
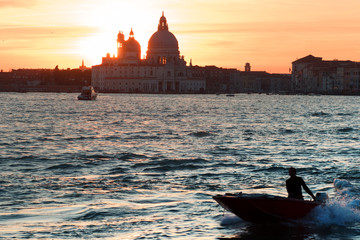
<box><xmin>286</xmin><ymin>167</ymin><xmax>316</xmax><ymax>200</ymax></box>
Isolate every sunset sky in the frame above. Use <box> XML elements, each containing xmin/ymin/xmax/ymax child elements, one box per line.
<box><xmin>1</xmin><ymin>0</ymin><xmax>360</xmax><ymax>73</ymax></box>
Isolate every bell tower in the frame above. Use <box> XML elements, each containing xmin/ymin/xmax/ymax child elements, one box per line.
<box><xmin>245</xmin><ymin>62</ymin><xmax>251</xmax><ymax>72</ymax></box>
<box><xmin>129</xmin><ymin>28</ymin><xmax>134</xmax><ymax>38</ymax></box>
<box><xmin>117</xmin><ymin>31</ymin><xmax>125</xmax><ymax>59</ymax></box>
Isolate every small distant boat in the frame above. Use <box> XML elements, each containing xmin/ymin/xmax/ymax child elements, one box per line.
<box><xmin>213</xmin><ymin>193</ymin><xmax>325</xmax><ymax>223</ymax></box>
<box><xmin>226</xmin><ymin>94</ymin><xmax>235</xmax><ymax>97</ymax></box>
<box><xmin>78</xmin><ymin>86</ymin><xmax>97</xmax><ymax>100</ymax></box>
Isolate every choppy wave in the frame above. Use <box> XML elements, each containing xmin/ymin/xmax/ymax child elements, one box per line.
<box><xmin>310</xmin><ymin>111</ymin><xmax>332</xmax><ymax>117</ymax></box>
<box><xmin>189</xmin><ymin>131</ymin><xmax>213</xmax><ymax>137</ymax></box>
<box><xmin>220</xmin><ymin>214</ymin><xmax>242</xmax><ymax>226</ymax></box>
<box><xmin>307</xmin><ymin>179</ymin><xmax>360</xmax><ymax>227</ymax></box>
<box><xmin>278</xmin><ymin>128</ymin><xmax>297</xmax><ymax>134</ymax></box>
<box><xmin>311</xmin><ymin>200</ymin><xmax>360</xmax><ymax>226</ymax></box>
<box><xmin>334</xmin><ymin>179</ymin><xmax>360</xmax><ymax>203</ymax></box>
<box><xmin>337</xmin><ymin>127</ymin><xmax>357</xmax><ymax>133</ymax></box>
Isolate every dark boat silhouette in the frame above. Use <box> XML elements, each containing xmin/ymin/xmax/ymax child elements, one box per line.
<box><xmin>213</xmin><ymin>193</ymin><xmax>323</xmax><ymax>223</ymax></box>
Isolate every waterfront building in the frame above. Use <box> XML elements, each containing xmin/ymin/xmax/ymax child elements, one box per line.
<box><xmin>292</xmin><ymin>55</ymin><xmax>360</xmax><ymax>94</ymax></box>
<box><xmin>0</xmin><ymin>67</ymin><xmax>89</xmax><ymax>92</ymax></box>
<box><xmin>189</xmin><ymin>65</ymin><xmax>235</xmax><ymax>94</ymax></box>
<box><xmin>188</xmin><ymin>63</ymin><xmax>291</xmax><ymax>94</ymax></box>
<box><xmin>91</xmin><ymin>13</ymin><xmax>205</xmax><ymax>93</ymax></box>
<box><xmin>230</xmin><ymin>63</ymin><xmax>291</xmax><ymax>94</ymax></box>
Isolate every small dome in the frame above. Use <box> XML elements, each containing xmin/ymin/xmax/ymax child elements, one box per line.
<box><xmin>125</xmin><ymin>38</ymin><xmax>141</xmax><ymax>53</ymax></box>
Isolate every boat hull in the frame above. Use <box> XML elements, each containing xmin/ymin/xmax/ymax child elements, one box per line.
<box><xmin>77</xmin><ymin>94</ymin><xmax>97</xmax><ymax>100</ymax></box>
<box><xmin>213</xmin><ymin>194</ymin><xmax>321</xmax><ymax>223</ymax></box>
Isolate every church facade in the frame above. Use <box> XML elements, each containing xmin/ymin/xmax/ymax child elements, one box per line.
<box><xmin>91</xmin><ymin>13</ymin><xmax>205</xmax><ymax>93</ymax></box>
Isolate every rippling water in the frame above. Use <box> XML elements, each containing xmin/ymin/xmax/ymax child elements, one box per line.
<box><xmin>0</xmin><ymin>93</ymin><xmax>359</xmax><ymax>239</ymax></box>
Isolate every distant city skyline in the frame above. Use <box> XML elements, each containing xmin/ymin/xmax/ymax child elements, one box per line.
<box><xmin>1</xmin><ymin>0</ymin><xmax>360</xmax><ymax>73</ymax></box>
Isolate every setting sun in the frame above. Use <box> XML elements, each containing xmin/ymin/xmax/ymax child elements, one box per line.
<box><xmin>1</xmin><ymin>0</ymin><xmax>360</xmax><ymax>73</ymax></box>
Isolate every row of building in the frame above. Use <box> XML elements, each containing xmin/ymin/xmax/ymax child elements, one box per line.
<box><xmin>292</xmin><ymin>55</ymin><xmax>360</xmax><ymax>94</ymax></box>
<box><xmin>0</xmin><ymin>63</ymin><xmax>291</xmax><ymax>94</ymax></box>
<box><xmin>1</xmin><ymin>13</ymin><xmax>360</xmax><ymax>95</ymax></box>
<box><xmin>0</xmin><ymin>66</ymin><xmax>91</xmax><ymax>92</ymax></box>
<box><xmin>90</xmin><ymin>13</ymin><xmax>360</xmax><ymax>95</ymax></box>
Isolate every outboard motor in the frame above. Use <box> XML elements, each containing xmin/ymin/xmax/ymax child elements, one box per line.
<box><xmin>315</xmin><ymin>192</ymin><xmax>328</xmax><ymax>203</ymax></box>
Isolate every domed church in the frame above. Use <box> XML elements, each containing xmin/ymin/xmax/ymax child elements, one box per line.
<box><xmin>92</xmin><ymin>13</ymin><xmax>205</xmax><ymax>93</ymax></box>
<box><xmin>117</xmin><ymin>28</ymin><xmax>141</xmax><ymax>62</ymax></box>
<box><xmin>147</xmin><ymin>12</ymin><xmax>180</xmax><ymax>65</ymax></box>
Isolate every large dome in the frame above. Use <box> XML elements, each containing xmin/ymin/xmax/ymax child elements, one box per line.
<box><xmin>148</xmin><ymin>30</ymin><xmax>178</xmax><ymax>50</ymax></box>
<box><xmin>147</xmin><ymin>12</ymin><xmax>179</xmax><ymax>52</ymax></box>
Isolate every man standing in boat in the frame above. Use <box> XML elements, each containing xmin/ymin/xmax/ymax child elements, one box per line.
<box><xmin>286</xmin><ymin>167</ymin><xmax>316</xmax><ymax>200</ymax></box>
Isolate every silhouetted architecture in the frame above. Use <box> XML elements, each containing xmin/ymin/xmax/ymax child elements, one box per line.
<box><xmin>245</xmin><ymin>63</ymin><xmax>251</xmax><ymax>72</ymax></box>
<box><xmin>0</xmin><ymin>66</ymin><xmax>90</xmax><ymax>92</ymax></box>
<box><xmin>91</xmin><ymin>13</ymin><xmax>205</xmax><ymax>93</ymax></box>
<box><xmin>0</xmin><ymin>71</ymin><xmax>13</xmax><ymax>90</ymax></box>
<box><xmin>189</xmin><ymin>65</ymin><xmax>234</xmax><ymax>93</ymax></box>
<box><xmin>189</xmin><ymin>64</ymin><xmax>291</xmax><ymax>94</ymax></box>
<box><xmin>79</xmin><ymin>60</ymin><xmax>90</xmax><ymax>71</ymax></box>
<box><xmin>292</xmin><ymin>55</ymin><xmax>360</xmax><ymax>94</ymax></box>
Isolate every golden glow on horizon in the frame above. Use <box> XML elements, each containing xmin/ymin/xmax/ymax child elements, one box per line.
<box><xmin>1</xmin><ymin>0</ymin><xmax>360</xmax><ymax>72</ymax></box>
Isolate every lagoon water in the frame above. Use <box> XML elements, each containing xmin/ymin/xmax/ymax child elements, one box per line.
<box><xmin>0</xmin><ymin>92</ymin><xmax>359</xmax><ymax>239</ymax></box>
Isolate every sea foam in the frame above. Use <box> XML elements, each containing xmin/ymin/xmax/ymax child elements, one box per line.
<box><xmin>220</xmin><ymin>214</ymin><xmax>242</xmax><ymax>226</ymax></box>
<box><xmin>309</xmin><ymin>179</ymin><xmax>360</xmax><ymax>226</ymax></box>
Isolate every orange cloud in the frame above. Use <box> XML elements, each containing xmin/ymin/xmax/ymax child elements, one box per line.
<box><xmin>2</xmin><ymin>0</ymin><xmax>360</xmax><ymax>72</ymax></box>
<box><xmin>0</xmin><ymin>0</ymin><xmax>38</xmax><ymax>8</ymax></box>
<box><xmin>0</xmin><ymin>25</ymin><xmax>101</xmax><ymax>70</ymax></box>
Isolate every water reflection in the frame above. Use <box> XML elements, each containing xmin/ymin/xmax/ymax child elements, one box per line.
<box><xmin>220</xmin><ymin>221</ymin><xmax>360</xmax><ymax>240</ymax></box>
<box><xmin>1</xmin><ymin>93</ymin><xmax>359</xmax><ymax>239</ymax></box>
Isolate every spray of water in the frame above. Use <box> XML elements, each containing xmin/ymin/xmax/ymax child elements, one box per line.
<box><xmin>309</xmin><ymin>179</ymin><xmax>360</xmax><ymax>226</ymax></box>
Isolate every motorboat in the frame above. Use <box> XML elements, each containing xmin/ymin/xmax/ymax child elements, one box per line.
<box><xmin>78</xmin><ymin>86</ymin><xmax>97</xmax><ymax>100</ymax></box>
<box><xmin>213</xmin><ymin>193</ymin><xmax>325</xmax><ymax>223</ymax></box>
